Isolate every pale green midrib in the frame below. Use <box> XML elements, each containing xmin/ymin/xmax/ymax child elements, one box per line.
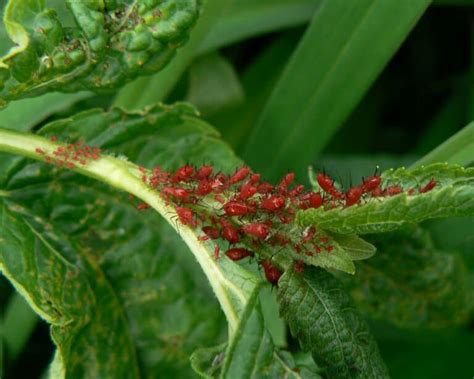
<box><xmin>0</xmin><ymin>127</ymin><xmax>247</xmax><ymax>333</ymax></box>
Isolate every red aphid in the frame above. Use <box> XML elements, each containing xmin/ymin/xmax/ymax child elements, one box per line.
<box><xmin>198</xmin><ymin>235</ymin><xmax>209</xmax><ymax>242</ymax></box>
<box><xmin>295</xmin><ymin>261</ymin><xmax>305</xmax><ymax>274</ymax></box>
<box><xmin>302</xmin><ymin>192</ymin><xmax>323</xmax><ymax>209</ymax></box>
<box><xmin>320</xmin><ymin>236</ymin><xmax>329</xmax><ymax>244</ymax></box>
<box><xmin>197</xmin><ymin>165</ymin><xmax>213</xmax><ymax>179</ymax></box>
<box><xmin>176</xmin><ymin>207</ymin><xmax>196</xmax><ymax>227</ymax></box>
<box><xmin>302</xmin><ymin>226</ymin><xmax>316</xmax><ymax>243</ymax></box>
<box><xmin>345</xmin><ymin>186</ymin><xmax>363</xmax><ymax>207</ymax></box>
<box><xmin>261</xmin><ymin>195</ymin><xmax>286</xmax><ymax>212</ymax></box>
<box><xmin>214</xmin><ymin>245</ymin><xmax>220</xmax><ymax>259</ymax></box>
<box><xmin>326</xmin><ymin>245</ymin><xmax>334</xmax><ymax>252</ymax></box>
<box><xmin>210</xmin><ymin>173</ymin><xmax>228</xmax><ymax>192</ymax></box>
<box><xmin>222</xmin><ymin>224</ymin><xmax>239</xmax><ymax>244</ymax></box>
<box><xmin>362</xmin><ymin>175</ymin><xmax>382</xmax><ymax>192</ymax></box>
<box><xmin>317</xmin><ymin>172</ymin><xmax>334</xmax><ymax>192</ymax></box>
<box><xmin>385</xmin><ymin>185</ymin><xmax>403</xmax><ymax>196</ymax></box>
<box><xmin>173</xmin><ymin>165</ymin><xmax>194</xmax><ymax>182</ymax></box>
<box><xmin>137</xmin><ymin>202</ymin><xmax>151</xmax><ymax>211</ymax></box>
<box><xmin>289</xmin><ymin>185</ymin><xmax>305</xmax><ymax>197</ymax></box>
<box><xmin>214</xmin><ymin>193</ymin><xmax>226</xmax><ymax>204</ymax></box>
<box><xmin>163</xmin><ymin>187</ymin><xmax>190</xmax><ymax>200</ymax></box>
<box><xmin>196</xmin><ymin>180</ymin><xmax>213</xmax><ymax>196</ymax></box>
<box><xmin>371</xmin><ymin>187</ymin><xmax>383</xmax><ymax>197</ymax></box>
<box><xmin>225</xmin><ymin>248</ymin><xmax>254</xmax><ymax>261</ymax></box>
<box><xmin>239</xmin><ymin>183</ymin><xmax>257</xmax><ymax>200</ymax></box>
<box><xmin>420</xmin><ymin>179</ymin><xmax>437</xmax><ymax>194</ymax></box>
<box><xmin>229</xmin><ymin>166</ymin><xmax>251</xmax><ymax>184</ymax></box>
<box><xmin>202</xmin><ymin>226</ymin><xmax>220</xmax><ymax>239</ymax></box>
<box><xmin>261</xmin><ymin>260</ymin><xmax>282</xmax><ymax>286</ymax></box>
<box><xmin>242</xmin><ymin>223</ymin><xmax>270</xmax><ymax>239</ymax></box>
<box><xmin>250</xmin><ymin>173</ymin><xmax>261</xmax><ymax>184</ymax></box>
<box><xmin>223</xmin><ymin>201</ymin><xmax>254</xmax><ymax>216</ymax></box>
<box><xmin>257</xmin><ymin>182</ymin><xmax>274</xmax><ymax>194</ymax></box>
<box><xmin>35</xmin><ymin>147</ymin><xmax>45</xmax><ymax>155</ymax></box>
<box><xmin>50</xmin><ymin>135</ymin><xmax>58</xmax><ymax>142</ymax></box>
<box><xmin>278</xmin><ymin>172</ymin><xmax>295</xmax><ymax>192</ymax></box>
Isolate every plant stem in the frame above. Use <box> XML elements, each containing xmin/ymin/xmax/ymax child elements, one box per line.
<box><xmin>0</xmin><ymin>127</ymin><xmax>258</xmax><ymax>335</ymax></box>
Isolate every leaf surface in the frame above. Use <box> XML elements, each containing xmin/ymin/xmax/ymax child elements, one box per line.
<box><xmin>278</xmin><ymin>267</ymin><xmax>389</xmax><ymax>378</ymax></box>
<box><xmin>0</xmin><ymin>0</ymin><xmax>200</xmax><ymax>104</ymax></box>
<box><xmin>298</xmin><ymin>163</ymin><xmax>474</xmax><ymax>234</ymax></box>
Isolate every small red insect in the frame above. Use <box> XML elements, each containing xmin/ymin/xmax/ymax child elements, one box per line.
<box><xmin>229</xmin><ymin>166</ymin><xmax>251</xmax><ymax>184</ymax></box>
<box><xmin>202</xmin><ymin>226</ymin><xmax>220</xmax><ymax>239</ymax></box>
<box><xmin>250</xmin><ymin>173</ymin><xmax>261</xmax><ymax>184</ymax></box>
<box><xmin>223</xmin><ymin>201</ymin><xmax>254</xmax><ymax>216</ymax></box>
<box><xmin>345</xmin><ymin>186</ymin><xmax>363</xmax><ymax>207</ymax></box>
<box><xmin>137</xmin><ymin>202</ymin><xmax>150</xmax><ymax>211</ymax></box>
<box><xmin>261</xmin><ymin>195</ymin><xmax>286</xmax><ymax>212</ymax></box>
<box><xmin>385</xmin><ymin>185</ymin><xmax>403</xmax><ymax>196</ymax></box>
<box><xmin>173</xmin><ymin>165</ymin><xmax>194</xmax><ymax>182</ymax></box>
<box><xmin>195</xmin><ymin>180</ymin><xmax>212</xmax><ymax>196</ymax></box>
<box><xmin>362</xmin><ymin>175</ymin><xmax>382</xmax><ymax>192</ymax></box>
<box><xmin>225</xmin><ymin>248</ymin><xmax>254</xmax><ymax>261</ymax></box>
<box><xmin>302</xmin><ymin>226</ymin><xmax>316</xmax><ymax>243</ymax></box>
<box><xmin>278</xmin><ymin>172</ymin><xmax>295</xmax><ymax>193</ymax></box>
<box><xmin>35</xmin><ymin>147</ymin><xmax>45</xmax><ymax>155</ymax></box>
<box><xmin>198</xmin><ymin>235</ymin><xmax>209</xmax><ymax>242</ymax></box>
<box><xmin>420</xmin><ymin>179</ymin><xmax>437</xmax><ymax>194</ymax></box>
<box><xmin>317</xmin><ymin>172</ymin><xmax>334</xmax><ymax>192</ymax></box>
<box><xmin>163</xmin><ymin>187</ymin><xmax>190</xmax><ymax>200</ymax></box>
<box><xmin>242</xmin><ymin>223</ymin><xmax>270</xmax><ymax>239</ymax></box>
<box><xmin>214</xmin><ymin>245</ymin><xmax>220</xmax><ymax>259</ymax></box>
<box><xmin>294</xmin><ymin>261</ymin><xmax>305</xmax><ymax>274</ymax></box>
<box><xmin>50</xmin><ymin>135</ymin><xmax>58</xmax><ymax>142</ymax></box>
<box><xmin>239</xmin><ymin>183</ymin><xmax>257</xmax><ymax>200</ymax></box>
<box><xmin>261</xmin><ymin>260</ymin><xmax>282</xmax><ymax>286</ymax></box>
<box><xmin>289</xmin><ymin>184</ymin><xmax>305</xmax><ymax>197</ymax></box>
<box><xmin>257</xmin><ymin>182</ymin><xmax>274</xmax><ymax>194</ymax></box>
<box><xmin>176</xmin><ymin>207</ymin><xmax>196</xmax><ymax>227</ymax></box>
<box><xmin>300</xmin><ymin>192</ymin><xmax>323</xmax><ymax>209</ymax></box>
<box><xmin>222</xmin><ymin>224</ymin><xmax>239</xmax><ymax>244</ymax></box>
<box><xmin>196</xmin><ymin>165</ymin><xmax>213</xmax><ymax>179</ymax></box>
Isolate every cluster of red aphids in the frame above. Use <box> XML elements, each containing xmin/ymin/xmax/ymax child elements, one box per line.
<box><xmin>136</xmin><ymin>165</ymin><xmax>344</xmax><ymax>285</ymax></box>
<box><xmin>136</xmin><ymin>164</ymin><xmax>437</xmax><ymax>286</ymax></box>
<box><xmin>35</xmin><ymin>136</ymin><xmax>101</xmax><ymax>169</ymax></box>
<box><xmin>315</xmin><ymin>171</ymin><xmax>437</xmax><ymax>207</ymax></box>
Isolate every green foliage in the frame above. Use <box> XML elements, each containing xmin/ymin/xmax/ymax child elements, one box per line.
<box><xmin>346</xmin><ymin>226</ymin><xmax>472</xmax><ymax>328</ymax></box>
<box><xmin>0</xmin><ymin>0</ymin><xmax>200</xmax><ymax>105</ymax></box>
<box><xmin>299</xmin><ymin>163</ymin><xmax>474</xmax><ymax>234</ymax></box>
<box><xmin>242</xmin><ymin>0</ymin><xmax>430</xmax><ymax>180</ymax></box>
<box><xmin>1</xmin><ymin>0</ymin><xmax>474</xmax><ymax>378</ymax></box>
<box><xmin>278</xmin><ymin>267</ymin><xmax>389</xmax><ymax>378</ymax></box>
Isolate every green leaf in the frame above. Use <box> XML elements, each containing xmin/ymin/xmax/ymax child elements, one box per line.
<box><xmin>298</xmin><ymin>163</ymin><xmax>474</xmax><ymax>234</ymax></box>
<box><xmin>0</xmin><ymin>91</ymin><xmax>91</xmax><ymax>131</ymax></box>
<box><xmin>330</xmin><ymin>233</ymin><xmax>376</xmax><ymax>261</ymax></box>
<box><xmin>191</xmin><ymin>303</ymin><xmax>322</xmax><ymax>378</ymax></box>
<box><xmin>345</xmin><ymin>226</ymin><xmax>471</xmax><ymax>328</ymax></box>
<box><xmin>114</xmin><ymin>0</ymin><xmax>231</xmax><ymax>109</ymax></box>
<box><xmin>0</xmin><ymin>0</ymin><xmax>200</xmax><ymax>105</ymax></box>
<box><xmin>278</xmin><ymin>267</ymin><xmax>389</xmax><ymax>378</ymax></box>
<box><xmin>413</xmin><ymin>121</ymin><xmax>474</xmax><ymax>167</ymax></box>
<box><xmin>186</xmin><ymin>52</ymin><xmax>244</xmax><ymax>116</ymax></box>
<box><xmin>0</xmin><ymin>202</ymin><xmax>140</xmax><ymax>378</ymax></box>
<box><xmin>198</xmin><ymin>0</ymin><xmax>321</xmax><ymax>54</ymax></box>
<box><xmin>0</xmin><ymin>103</ymin><xmax>266</xmax><ymax>376</ymax></box>
<box><xmin>242</xmin><ymin>0</ymin><xmax>430</xmax><ymax>180</ymax></box>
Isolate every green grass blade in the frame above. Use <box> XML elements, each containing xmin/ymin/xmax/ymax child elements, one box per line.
<box><xmin>242</xmin><ymin>0</ymin><xmax>430</xmax><ymax>180</ymax></box>
<box><xmin>198</xmin><ymin>0</ymin><xmax>321</xmax><ymax>54</ymax></box>
<box><xmin>413</xmin><ymin>121</ymin><xmax>474</xmax><ymax>167</ymax></box>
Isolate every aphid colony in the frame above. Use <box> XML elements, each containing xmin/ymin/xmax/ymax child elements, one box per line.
<box><xmin>34</xmin><ymin>140</ymin><xmax>437</xmax><ymax>286</ymax></box>
<box><xmin>134</xmin><ymin>164</ymin><xmax>437</xmax><ymax>286</ymax></box>
<box><xmin>35</xmin><ymin>136</ymin><xmax>102</xmax><ymax>168</ymax></box>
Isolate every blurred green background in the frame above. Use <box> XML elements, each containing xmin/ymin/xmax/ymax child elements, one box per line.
<box><xmin>1</xmin><ymin>0</ymin><xmax>473</xmax><ymax>377</ymax></box>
